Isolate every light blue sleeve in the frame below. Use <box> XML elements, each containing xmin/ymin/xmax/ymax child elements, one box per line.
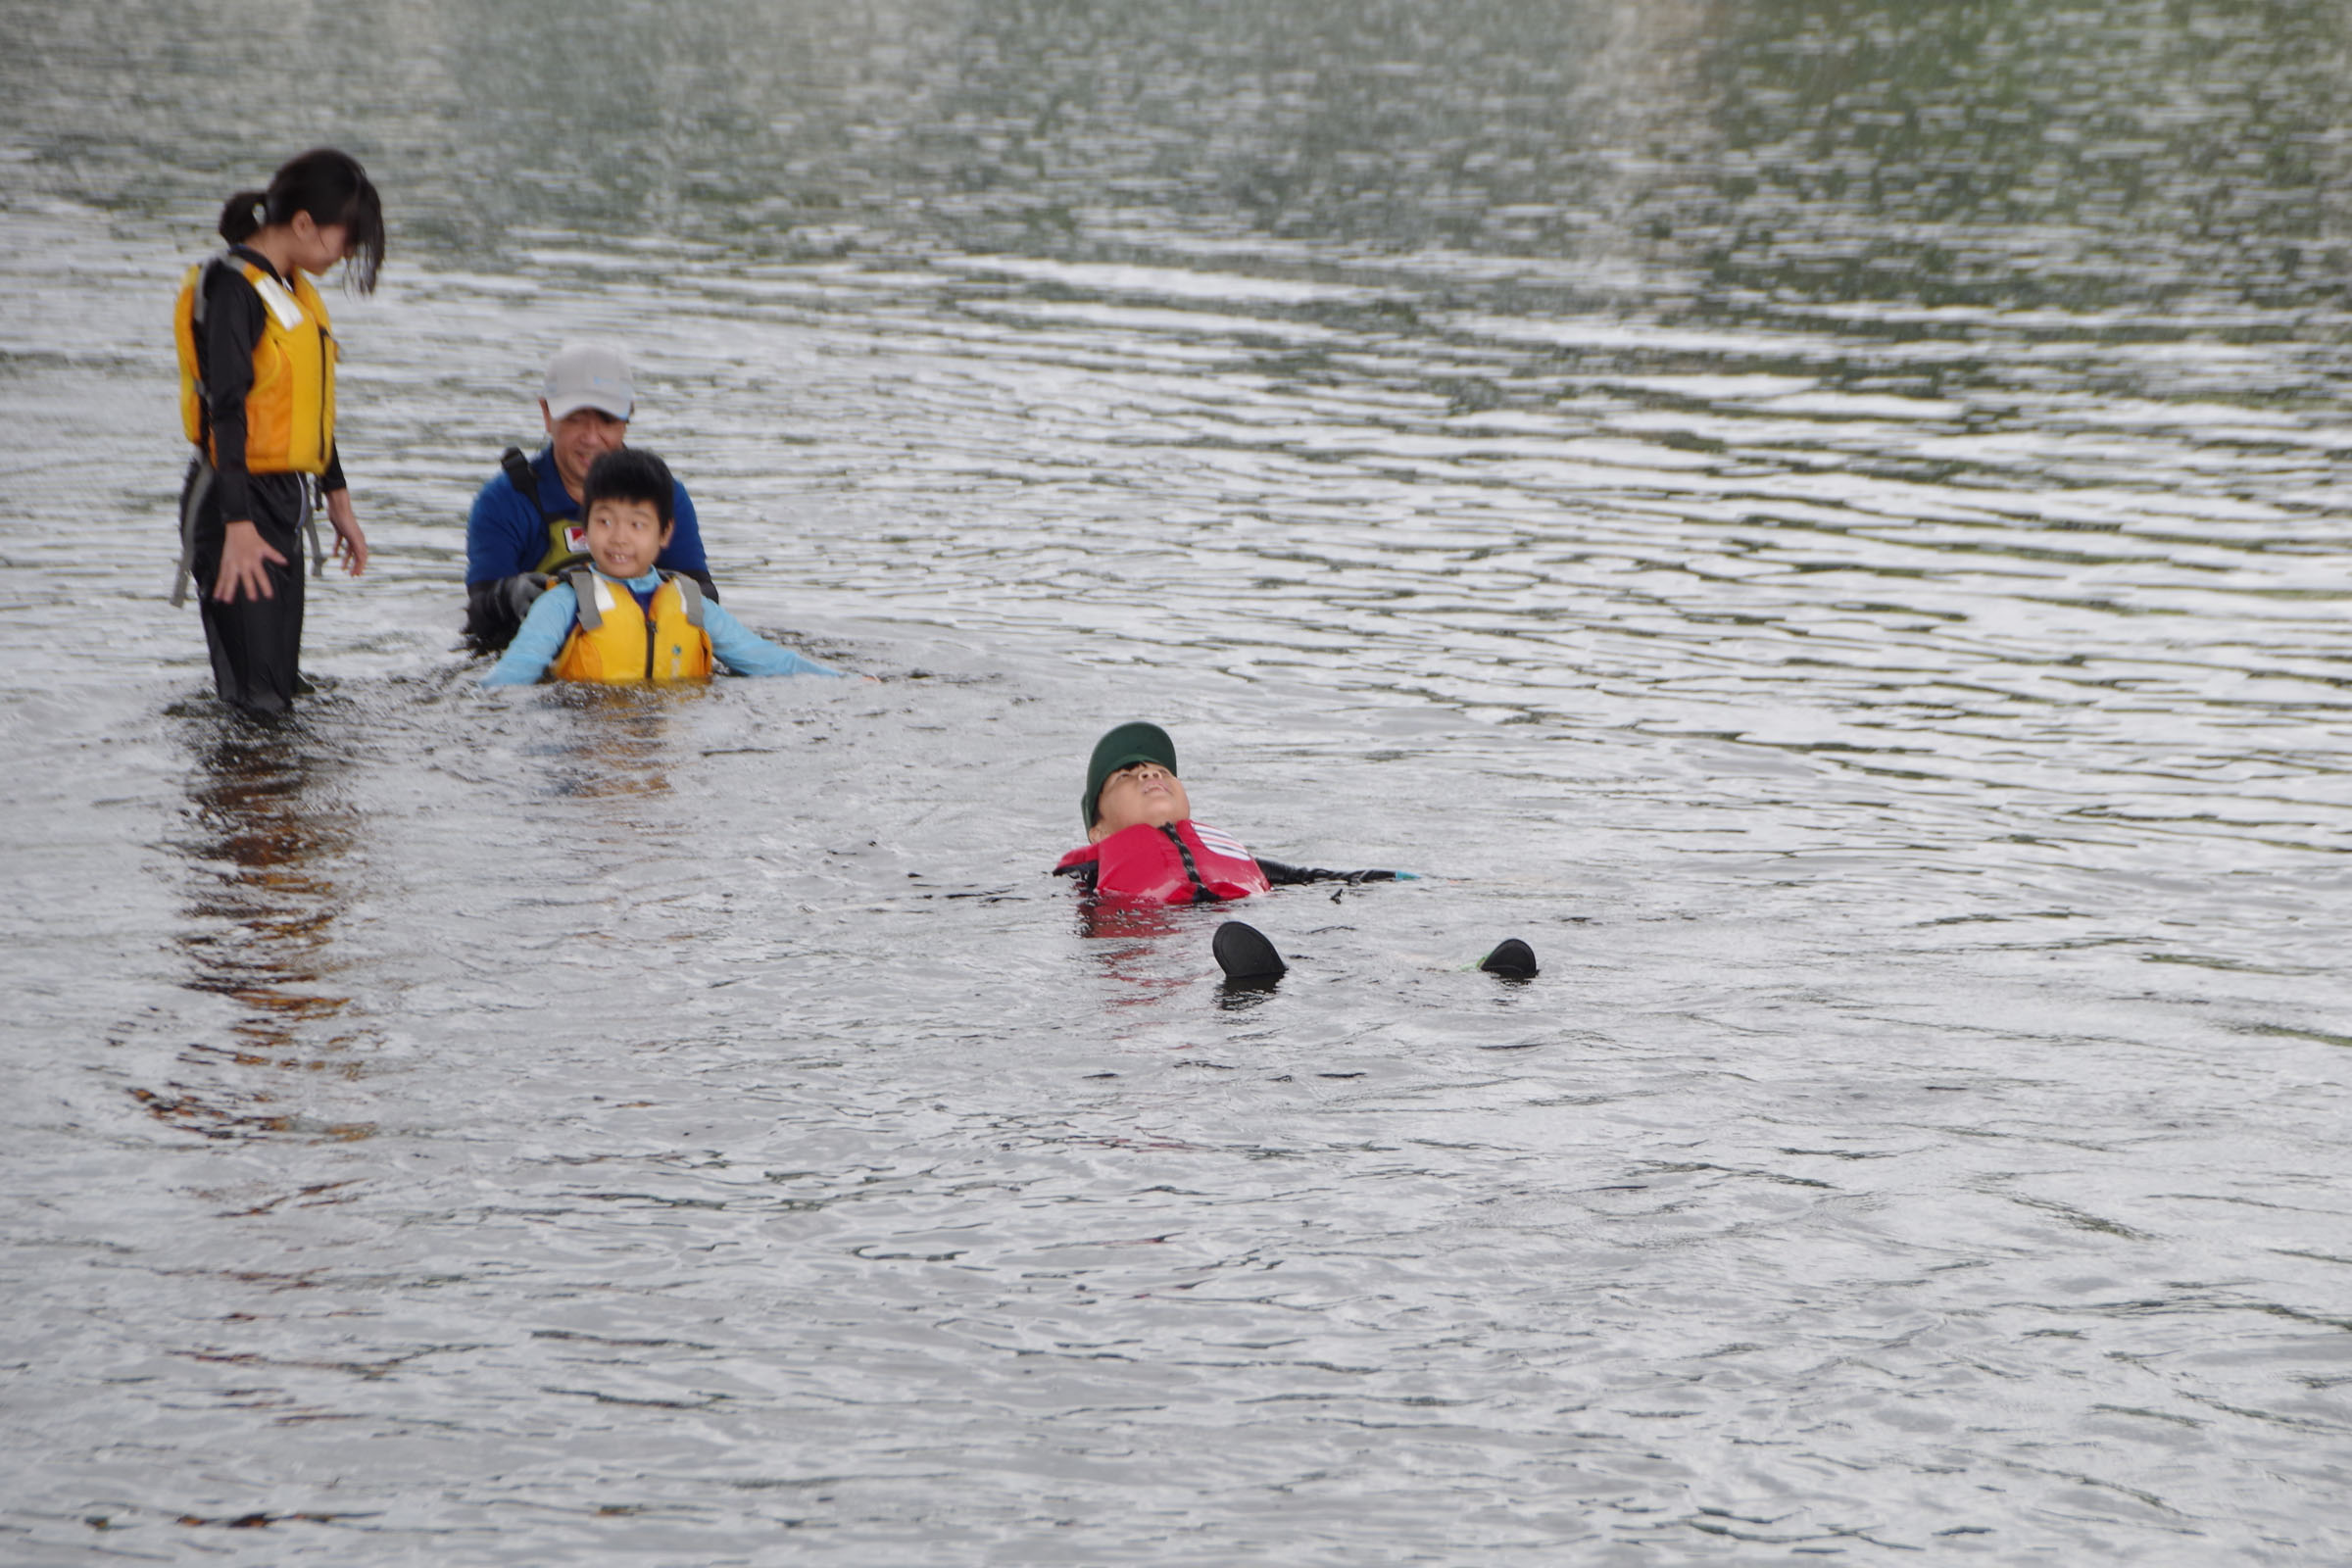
<box><xmin>703</xmin><ymin>600</ymin><xmax>842</xmax><ymax>678</ymax></box>
<box><xmin>480</xmin><ymin>582</ymin><xmax>580</xmax><ymax>686</ymax></box>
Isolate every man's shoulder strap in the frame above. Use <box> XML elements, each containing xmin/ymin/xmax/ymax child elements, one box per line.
<box><xmin>501</xmin><ymin>447</ymin><xmax>547</xmax><ymax>523</ymax></box>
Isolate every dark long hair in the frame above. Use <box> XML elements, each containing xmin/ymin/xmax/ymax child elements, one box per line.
<box><xmin>218</xmin><ymin>148</ymin><xmax>385</xmax><ymax>293</ymax></box>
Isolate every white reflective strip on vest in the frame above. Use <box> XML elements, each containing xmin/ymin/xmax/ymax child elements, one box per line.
<box><xmin>249</xmin><ymin>272</ymin><xmax>306</xmax><ymax>330</ymax></box>
<box><xmin>592</xmin><ymin>575</ymin><xmax>619</xmax><ymax>614</ymax></box>
<box><xmin>1195</xmin><ymin>824</ymin><xmax>1251</xmax><ymax>860</ymax></box>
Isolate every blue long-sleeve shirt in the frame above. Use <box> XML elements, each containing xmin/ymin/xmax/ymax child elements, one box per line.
<box><xmin>480</xmin><ymin>568</ymin><xmax>841</xmax><ymax>686</ymax></box>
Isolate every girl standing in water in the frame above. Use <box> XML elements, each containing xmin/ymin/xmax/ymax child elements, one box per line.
<box><xmin>172</xmin><ymin>148</ymin><xmax>384</xmax><ymax>713</ymax></box>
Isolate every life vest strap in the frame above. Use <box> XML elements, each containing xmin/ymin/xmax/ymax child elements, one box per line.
<box><xmin>185</xmin><ymin>257</ymin><xmax>224</xmax><ymax>454</ymax></box>
<box><xmin>564</xmin><ymin>567</ymin><xmax>606</xmax><ymax>630</ymax></box>
<box><xmin>501</xmin><ymin>447</ymin><xmax>544</xmax><ymax>522</ymax></box>
<box><xmin>670</xmin><ymin>571</ymin><xmax>706</xmax><ymax>628</ymax></box>
<box><xmin>1161</xmin><ymin>822</ymin><xmax>1222</xmax><ymax>905</ymax></box>
<box><xmin>187</xmin><ymin>256</ymin><xmax>220</xmax><ymax>328</ymax></box>
<box><xmin>299</xmin><ymin>476</ymin><xmax>324</xmax><ymax>577</ymax></box>
<box><xmin>171</xmin><ymin>458</ymin><xmax>214</xmax><ymax>607</ymax></box>
<box><xmin>561</xmin><ymin>566</ymin><xmax>702</xmax><ymax>630</ymax></box>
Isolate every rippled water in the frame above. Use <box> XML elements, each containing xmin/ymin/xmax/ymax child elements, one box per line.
<box><xmin>4</xmin><ymin>0</ymin><xmax>2349</xmax><ymax>1562</ymax></box>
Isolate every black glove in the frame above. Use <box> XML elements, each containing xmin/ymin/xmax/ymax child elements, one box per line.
<box><xmin>465</xmin><ymin>573</ymin><xmax>555</xmax><ymax>655</ymax></box>
<box><xmin>502</xmin><ymin>571</ymin><xmax>549</xmax><ymax>618</ymax></box>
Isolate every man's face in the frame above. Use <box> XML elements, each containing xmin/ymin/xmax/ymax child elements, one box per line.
<box><xmin>543</xmin><ymin>404</ymin><xmax>629</xmax><ymax>498</ymax></box>
<box><xmin>1089</xmin><ymin>761</ymin><xmax>1192</xmax><ymax>843</ymax></box>
<box><xmin>583</xmin><ymin>497</ymin><xmax>672</xmax><ymax>580</ymax></box>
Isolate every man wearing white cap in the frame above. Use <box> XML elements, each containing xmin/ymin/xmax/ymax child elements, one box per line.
<box><xmin>463</xmin><ymin>342</ymin><xmax>717</xmax><ymax>652</ymax></box>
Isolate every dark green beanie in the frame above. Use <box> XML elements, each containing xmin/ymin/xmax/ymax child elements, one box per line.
<box><xmin>1083</xmin><ymin>721</ymin><xmax>1179</xmax><ymax>828</ymax></box>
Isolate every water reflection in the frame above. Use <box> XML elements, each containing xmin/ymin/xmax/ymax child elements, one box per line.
<box><xmin>1697</xmin><ymin>0</ymin><xmax>2351</xmax><ymax>310</ymax></box>
<box><xmin>527</xmin><ymin>684</ymin><xmax>686</xmax><ymax>805</ymax></box>
<box><xmin>146</xmin><ymin>705</ymin><xmax>374</xmax><ymax>1142</ymax></box>
<box><xmin>177</xmin><ymin>713</ymin><xmax>354</xmax><ymax>1032</ymax></box>
<box><xmin>21</xmin><ymin>0</ymin><xmax>2335</xmax><ymax>318</ymax></box>
<box><xmin>1073</xmin><ymin>897</ymin><xmax>1200</xmax><ymax>1006</ymax></box>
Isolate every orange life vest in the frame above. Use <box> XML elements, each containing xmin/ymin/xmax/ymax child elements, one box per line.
<box><xmin>173</xmin><ymin>254</ymin><xmax>336</xmax><ymax>474</ymax></box>
<box><xmin>551</xmin><ymin>568</ymin><xmax>713</xmax><ymax>684</ymax></box>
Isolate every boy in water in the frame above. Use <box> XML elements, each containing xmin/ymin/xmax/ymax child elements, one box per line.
<box><xmin>481</xmin><ymin>449</ymin><xmax>841</xmax><ymax>687</ymax></box>
<box><xmin>1053</xmin><ymin>721</ymin><xmax>1536</xmax><ymax>981</ymax></box>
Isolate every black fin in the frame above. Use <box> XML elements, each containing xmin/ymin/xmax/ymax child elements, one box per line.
<box><xmin>1213</xmin><ymin>920</ymin><xmax>1287</xmax><ymax>984</ymax></box>
<box><xmin>1479</xmin><ymin>939</ymin><xmax>1538</xmax><ymax>979</ymax></box>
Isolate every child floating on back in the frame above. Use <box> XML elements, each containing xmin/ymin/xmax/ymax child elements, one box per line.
<box><xmin>1053</xmin><ymin>721</ymin><xmax>1535</xmax><ymax>982</ymax></box>
<box><xmin>481</xmin><ymin>448</ymin><xmax>840</xmax><ymax>686</ymax></box>
<box><xmin>1054</xmin><ymin>720</ymin><xmax>1401</xmax><ymax>904</ymax></box>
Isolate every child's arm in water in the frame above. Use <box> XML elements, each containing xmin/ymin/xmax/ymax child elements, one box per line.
<box><xmin>479</xmin><ymin>580</ymin><xmax>580</xmax><ymax>685</ymax></box>
<box><xmin>1256</xmin><ymin>859</ymin><xmax>1407</xmax><ymax>885</ymax></box>
<box><xmin>705</xmin><ymin>599</ymin><xmax>841</xmax><ymax>678</ymax></box>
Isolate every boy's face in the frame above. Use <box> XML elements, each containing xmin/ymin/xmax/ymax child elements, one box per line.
<box><xmin>584</xmin><ymin>497</ymin><xmax>673</xmax><ymax>579</ymax></box>
<box><xmin>1089</xmin><ymin>761</ymin><xmax>1192</xmax><ymax>843</ymax></box>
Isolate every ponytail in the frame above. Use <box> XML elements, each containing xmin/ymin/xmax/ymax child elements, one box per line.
<box><xmin>217</xmin><ymin>149</ymin><xmax>386</xmax><ymax>294</ymax></box>
<box><xmin>217</xmin><ymin>189</ymin><xmax>270</xmax><ymax>246</ymax></box>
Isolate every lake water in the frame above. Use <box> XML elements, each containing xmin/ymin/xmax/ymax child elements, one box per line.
<box><xmin>3</xmin><ymin>1</ymin><xmax>2348</xmax><ymax>1562</ymax></box>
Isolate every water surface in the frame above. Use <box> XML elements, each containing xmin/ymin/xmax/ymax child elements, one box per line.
<box><xmin>2</xmin><ymin>0</ymin><xmax>2348</xmax><ymax>1562</ymax></box>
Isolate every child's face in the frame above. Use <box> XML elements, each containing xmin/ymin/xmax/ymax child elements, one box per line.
<box><xmin>1089</xmin><ymin>761</ymin><xmax>1192</xmax><ymax>843</ymax></box>
<box><xmin>584</xmin><ymin>497</ymin><xmax>673</xmax><ymax>579</ymax></box>
<box><xmin>286</xmin><ymin>212</ymin><xmax>351</xmax><ymax>276</ymax></box>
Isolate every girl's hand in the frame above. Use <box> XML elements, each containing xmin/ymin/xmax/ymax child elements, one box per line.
<box><xmin>325</xmin><ymin>488</ymin><xmax>368</xmax><ymax>576</ymax></box>
<box><xmin>212</xmin><ymin>519</ymin><xmax>285</xmax><ymax>603</ymax></box>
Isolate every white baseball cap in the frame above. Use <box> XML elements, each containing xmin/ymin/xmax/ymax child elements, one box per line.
<box><xmin>542</xmin><ymin>342</ymin><xmax>634</xmax><ymax>420</ymax></box>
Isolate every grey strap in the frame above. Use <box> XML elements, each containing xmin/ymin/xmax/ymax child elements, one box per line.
<box><xmin>173</xmin><ymin>257</ymin><xmax>227</xmax><ymax>604</ymax></box>
<box><xmin>500</xmin><ymin>447</ymin><xmax>545</xmax><ymax>523</ymax></box>
<box><xmin>170</xmin><ymin>459</ymin><xmax>214</xmax><ymax>606</ymax></box>
<box><xmin>564</xmin><ymin>567</ymin><xmax>604</xmax><ymax>630</ymax></box>
<box><xmin>668</xmin><ymin>571</ymin><xmax>706</xmax><ymax>628</ymax></box>
<box><xmin>302</xmin><ymin>478</ymin><xmax>325</xmax><ymax>577</ymax></box>
<box><xmin>189</xmin><ymin>254</ymin><xmax>222</xmax><ymax>326</ymax></box>
<box><xmin>558</xmin><ymin>569</ymin><xmax>699</xmax><ymax>630</ymax></box>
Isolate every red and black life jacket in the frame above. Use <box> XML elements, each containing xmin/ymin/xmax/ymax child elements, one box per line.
<box><xmin>1054</xmin><ymin>820</ymin><xmax>1272</xmax><ymax>905</ymax></box>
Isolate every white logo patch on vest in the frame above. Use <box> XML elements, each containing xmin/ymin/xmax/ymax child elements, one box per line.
<box><xmin>1194</xmin><ymin>824</ymin><xmax>1251</xmax><ymax>860</ymax></box>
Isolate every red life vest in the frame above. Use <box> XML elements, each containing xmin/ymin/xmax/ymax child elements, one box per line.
<box><xmin>1054</xmin><ymin>821</ymin><xmax>1272</xmax><ymax>905</ymax></box>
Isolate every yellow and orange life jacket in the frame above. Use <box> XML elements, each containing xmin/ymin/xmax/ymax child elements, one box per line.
<box><xmin>551</xmin><ymin>568</ymin><xmax>713</xmax><ymax>684</ymax></box>
<box><xmin>173</xmin><ymin>254</ymin><xmax>336</xmax><ymax>475</ymax></box>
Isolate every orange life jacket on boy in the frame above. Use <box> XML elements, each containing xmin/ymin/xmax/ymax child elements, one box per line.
<box><xmin>551</xmin><ymin>568</ymin><xmax>713</xmax><ymax>684</ymax></box>
<box><xmin>1054</xmin><ymin>821</ymin><xmax>1273</xmax><ymax>905</ymax></box>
